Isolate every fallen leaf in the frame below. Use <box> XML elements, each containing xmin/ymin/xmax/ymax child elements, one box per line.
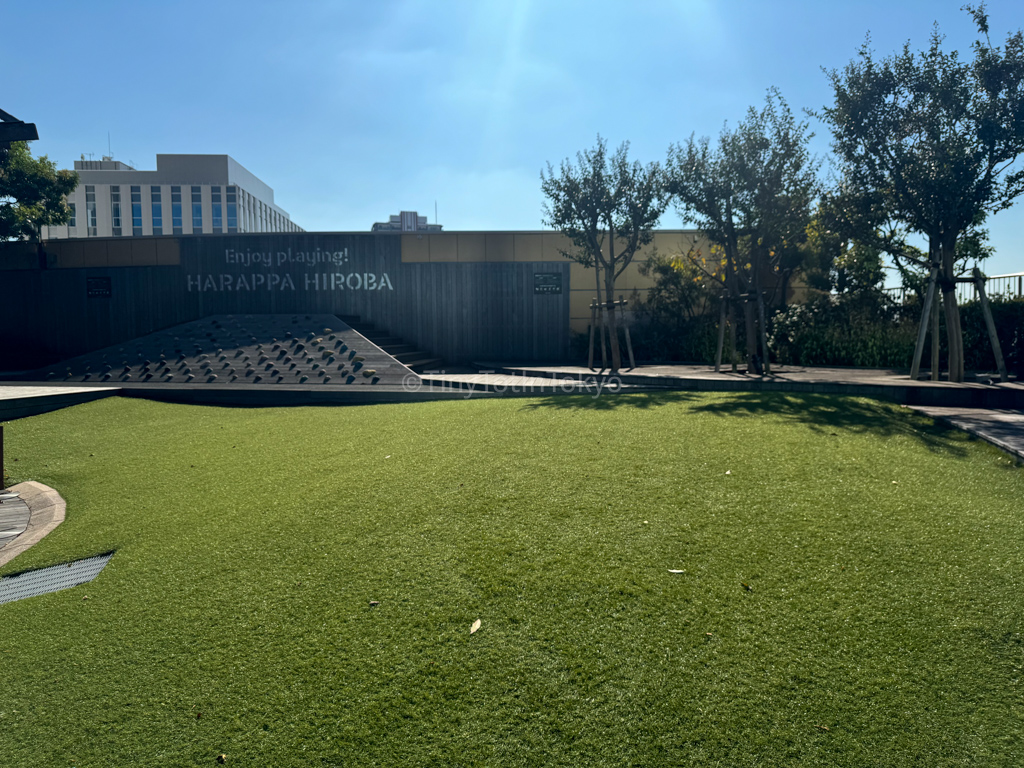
<box><xmin>470</xmin><ymin>619</ymin><xmax>481</xmax><ymax>634</ymax></box>
<box><xmin>668</xmin><ymin>569</ymin><xmax>685</xmax><ymax>574</ymax></box>
<box><xmin>815</xmin><ymin>724</ymin><xmax>830</xmax><ymax>732</ymax></box>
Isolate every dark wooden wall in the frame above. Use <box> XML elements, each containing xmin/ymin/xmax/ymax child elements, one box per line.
<box><xmin>0</xmin><ymin>234</ymin><xmax>570</xmax><ymax>369</ymax></box>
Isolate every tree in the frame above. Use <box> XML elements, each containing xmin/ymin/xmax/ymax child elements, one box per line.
<box><xmin>667</xmin><ymin>90</ymin><xmax>818</xmax><ymax>373</ymax></box>
<box><xmin>0</xmin><ymin>141</ymin><xmax>77</xmax><ymax>241</ymax></box>
<box><xmin>818</xmin><ymin>4</ymin><xmax>1024</xmax><ymax>382</ymax></box>
<box><xmin>541</xmin><ymin>136</ymin><xmax>669</xmax><ymax>371</ymax></box>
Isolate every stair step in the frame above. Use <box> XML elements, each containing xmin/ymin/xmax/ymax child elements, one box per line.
<box><xmin>407</xmin><ymin>357</ymin><xmax>444</xmax><ymax>372</ymax></box>
<box><xmin>342</xmin><ymin>317</ymin><xmax>443</xmax><ymax>373</ymax></box>
<box><xmin>394</xmin><ymin>350</ymin><xmax>433</xmax><ymax>363</ymax></box>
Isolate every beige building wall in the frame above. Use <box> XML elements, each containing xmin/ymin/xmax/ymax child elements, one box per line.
<box><xmin>401</xmin><ymin>229</ymin><xmax>710</xmax><ymax>334</ymax></box>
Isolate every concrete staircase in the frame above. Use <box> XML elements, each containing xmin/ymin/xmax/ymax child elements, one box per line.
<box><xmin>340</xmin><ymin>317</ymin><xmax>444</xmax><ymax>373</ymax></box>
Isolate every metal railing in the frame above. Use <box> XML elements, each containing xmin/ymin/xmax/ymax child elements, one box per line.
<box><xmin>885</xmin><ymin>272</ymin><xmax>1024</xmax><ymax>304</ymax></box>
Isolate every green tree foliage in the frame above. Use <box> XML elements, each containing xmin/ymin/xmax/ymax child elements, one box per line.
<box><xmin>800</xmin><ymin>203</ymin><xmax>900</xmax><ymax>310</ymax></box>
<box><xmin>667</xmin><ymin>90</ymin><xmax>818</xmax><ymax>373</ymax></box>
<box><xmin>630</xmin><ymin>255</ymin><xmax>722</xmax><ymax>363</ymax></box>
<box><xmin>541</xmin><ymin>136</ymin><xmax>668</xmax><ymax>371</ymax></box>
<box><xmin>0</xmin><ymin>141</ymin><xmax>77</xmax><ymax>241</ymax></box>
<box><xmin>818</xmin><ymin>4</ymin><xmax>1024</xmax><ymax>381</ymax></box>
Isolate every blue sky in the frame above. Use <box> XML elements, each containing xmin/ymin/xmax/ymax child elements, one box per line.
<box><xmin>6</xmin><ymin>0</ymin><xmax>1024</xmax><ymax>278</ymax></box>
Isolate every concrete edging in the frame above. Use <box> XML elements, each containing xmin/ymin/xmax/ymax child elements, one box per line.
<box><xmin>0</xmin><ymin>481</ymin><xmax>66</xmax><ymax>568</ymax></box>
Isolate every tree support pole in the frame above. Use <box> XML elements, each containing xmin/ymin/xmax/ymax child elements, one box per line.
<box><xmin>619</xmin><ymin>296</ymin><xmax>636</xmax><ymax>371</ymax></box>
<box><xmin>974</xmin><ymin>268</ymin><xmax>1008</xmax><ymax>382</ymax></box>
<box><xmin>728</xmin><ymin>303</ymin><xmax>738</xmax><ymax>373</ymax></box>
<box><xmin>605</xmin><ymin>231</ymin><xmax>623</xmax><ymax>372</ymax></box>
<box><xmin>594</xmin><ymin>265</ymin><xmax>608</xmax><ymax>371</ymax></box>
<box><xmin>714</xmin><ymin>296</ymin><xmax>727</xmax><ymax>373</ymax></box>
<box><xmin>910</xmin><ymin>266</ymin><xmax>939</xmax><ymax>380</ymax></box>
<box><xmin>755</xmin><ymin>287</ymin><xmax>771</xmax><ymax>375</ymax></box>
<box><xmin>930</xmin><ymin>287</ymin><xmax>940</xmax><ymax>381</ymax></box>
<box><xmin>587</xmin><ymin>302</ymin><xmax>597</xmax><ymax>371</ymax></box>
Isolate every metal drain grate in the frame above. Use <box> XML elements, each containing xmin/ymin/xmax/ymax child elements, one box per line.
<box><xmin>0</xmin><ymin>551</ymin><xmax>115</xmax><ymax>605</ymax></box>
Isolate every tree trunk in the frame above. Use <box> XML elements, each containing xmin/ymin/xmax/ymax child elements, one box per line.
<box><xmin>605</xmin><ymin>227</ymin><xmax>622</xmax><ymax>372</ymax></box>
<box><xmin>605</xmin><ymin>272</ymin><xmax>622</xmax><ymax>372</ymax></box>
<box><xmin>594</xmin><ymin>259</ymin><xmax>607</xmax><ymax>370</ymax></box>
<box><xmin>728</xmin><ymin>302</ymin><xmax>738</xmax><ymax>373</ymax></box>
<box><xmin>910</xmin><ymin>255</ymin><xmax>938</xmax><ymax>381</ymax></box>
<box><xmin>754</xmin><ymin>266</ymin><xmax>770</xmax><ymax>375</ymax></box>
<box><xmin>714</xmin><ymin>296</ymin><xmax>727</xmax><ymax>373</ymax></box>
<box><xmin>743</xmin><ymin>300</ymin><xmax>758</xmax><ymax>373</ymax></box>
<box><xmin>939</xmin><ymin>233</ymin><xmax>964</xmax><ymax>383</ymax></box>
<box><xmin>930</xmin><ymin>288</ymin><xmax>940</xmax><ymax>381</ymax></box>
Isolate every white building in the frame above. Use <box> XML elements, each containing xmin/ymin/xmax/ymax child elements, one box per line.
<box><xmin>371</xmin><ymin>211</ymin><xmax>443</xmax><ymax>232</ymax></box>
<box><xmin>42</xmin><ymin>154</ymin><xmax>303</xmax><ymax>239</ymax></box>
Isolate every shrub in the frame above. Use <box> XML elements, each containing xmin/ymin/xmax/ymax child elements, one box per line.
<box><xmin>770</xmin><ymin>294</ymin><xmax>918</xmax><ymax>368</ymax></box>
<box><xmin>771</xmin><ymin>295</ymin><xmax>1024</xmax><ymax>373</ymax></box>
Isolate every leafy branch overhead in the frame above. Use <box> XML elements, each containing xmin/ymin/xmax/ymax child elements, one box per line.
<box><xmin>0</xmin><ymin>142</ymin><xmax>78</xmax><ymax>241</ymax></box>
<box><xmin>541</xmin><ymin>136</ymin><xmax>667</xmax><ymax>279</ymax></box>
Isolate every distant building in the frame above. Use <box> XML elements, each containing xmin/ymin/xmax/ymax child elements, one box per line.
<box><xmin>42</xmin><ymin>154</ymin><xmax>303</xmax><ymax>239</ymax></box>
<box><xmin>371</xmin><ymin>211</ymin><xmax>443</xmax><ymax>233</ymax></box>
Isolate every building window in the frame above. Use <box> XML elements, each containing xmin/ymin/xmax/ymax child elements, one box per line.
<box><xmin>130</xmin><ymin>186</ymin><xmax>142</xmax><ymax>236</ymax></box>
<box><xmin>68</xmin><ymin>202</ymin><xmax>76</xmax><ymax>228</ymax></box>
<box><xmin>191</xmin><ymin>186</ymin><xmax>202</xmax><ymax>231</ymax></box>
<box><xmin>151</xmin><ymin>186</ymin><xmax>162</xmax><ymax>236</ymax></box>
<box><xmin>171</xmin><ymin>186</ymin><xmax>182</xmax><ymax>234</ymax></box>
<box><xmin>226</xmin><ymin>186</ymin><xmax>237</xmax><ymax>233</ymax></box>
<box><xmin>85</xmin><ymin>186</ymin><xmax>97</xmax><ymax>236</ymax></box>
<box><xmin>110</xmin><ymin>186</ymin><xmax>122</xmax><ymax>236</ymax></box>
<box><xmin>211</xmin><ymin>185</ymin><xmax>222</xmax><ymax>231</ymax></box>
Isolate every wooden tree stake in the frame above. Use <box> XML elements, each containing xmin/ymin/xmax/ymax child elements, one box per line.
<box><xmin>974</xmin><ymin>268</ymin><xmax>1008</xmax><ymax>382</ymax></box>
<box><xmin>910</xmin><ymin>266</ymin><xmax>939</xmax><ymax>380</ymax></box>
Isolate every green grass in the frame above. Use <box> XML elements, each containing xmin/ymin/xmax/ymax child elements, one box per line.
<box><xmin>0</xmin><ymin>393</ymin><xmax>1022</xmax><ymax>767</ymax></box>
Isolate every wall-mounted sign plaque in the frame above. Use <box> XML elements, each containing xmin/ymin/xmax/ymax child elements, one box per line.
<box><xmin>86</xmin><ymin>277</ymin><xmax>112</xmax><ymax>298</ymax></box>
<box><xmin>534</xmin><ymin>272</ymin><xmax>562</xmax><ymax>295</ymax></box>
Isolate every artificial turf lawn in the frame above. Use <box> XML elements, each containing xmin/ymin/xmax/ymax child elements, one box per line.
<box><xmin>0</xmin><ymin>393</ymin><xmax>1022</xmax><ymax>767</ymax></box>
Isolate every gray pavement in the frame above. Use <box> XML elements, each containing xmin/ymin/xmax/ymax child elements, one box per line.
<box><xmin>907</xmin><ymin>407</ymin><xmax>1024</xmax><ymax>462</ymax></box>
<box><xmin>484</xmin><ymin>363</ymin><xmax>1024</xmax><ymax>409</ymax></box>
<box><xmin>0</xmin><ymin>489</ymin><xmax>30</xmax><ymax>551</ymax></box>
<box><xmin>0</xmin><ymin>385</ymin><xmax>119</xmax><ymax>421</ymax></box>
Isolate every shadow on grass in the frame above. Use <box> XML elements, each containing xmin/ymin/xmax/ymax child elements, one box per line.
<box><xmin>688</xmin><ymin>392</ymin><xmax>970</xmax><ymax>457</ymax></box>
<box><xmin>518</xmin><ymin>391</ymin><xmax>699</xmax><ymax>412</ymax></box>
<box><xmin>521</xmin><ymin>390</ymin><xmax>973</xmax><ymax>457</ymax></box>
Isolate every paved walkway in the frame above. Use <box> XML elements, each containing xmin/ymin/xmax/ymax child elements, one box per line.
<box><xmin>0</xmin><ymin>384</ymin><xmax>119</xmax><ymax>421</ymax></box>
<box><xmin>0</xmin><ymin>482</ymin><xmax>66</xmax><ymax>569</ymax></box>
<box><xmin>0</xmin><ymin>489</ymin><xmax>30</xmax><ymax>550</ymax></box>
<box><xmin>908</xmin><ymin>407</ymin><xmax>1024</xmax><ymax>462</ymax></box>
<box><xmin>483</xmin><ymin>363</ymin><xmax>1024</xmax><ymax>409</ymax></box>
